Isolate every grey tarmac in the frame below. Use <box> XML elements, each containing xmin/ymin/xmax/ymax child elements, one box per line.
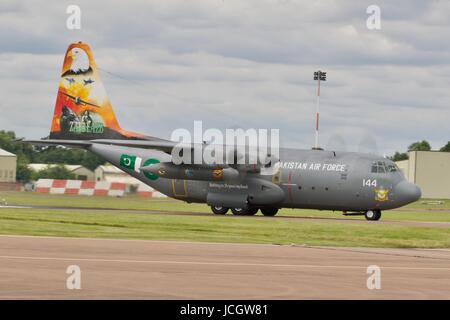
<box><xmin>0</xmin><ymin>235</ymin><xmax>449</xmax><ymax>299</ymax></box>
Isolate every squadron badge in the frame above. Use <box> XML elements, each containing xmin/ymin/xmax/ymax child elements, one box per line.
<box><xmin>374</xmin><ymin>188</ymin><xmax>389</xmax><ymax>202</ymax></box>
<box><xmin>212</xmin><ymin>169</ymin><xmax>223</xmax><ymax>180</ymax></box>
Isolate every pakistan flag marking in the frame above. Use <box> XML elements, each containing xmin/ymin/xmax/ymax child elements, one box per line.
<box><xmin>143</xmin><ymin>158</ymin><xmax>160</xmax><ymax>180</ymax></box>
<box><xmin>119</xmin><ymin>154</ymin><xmax>142</xmax><ymax>172</ymax></box>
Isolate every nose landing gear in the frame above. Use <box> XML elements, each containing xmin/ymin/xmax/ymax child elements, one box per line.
<box><xmin>343</xmin><ymin>210</ymin><xmax>382</xmax><ymax>221</ymax></box>
<box><xmin>365</xmin><ymin>209</ymin><xmax>381</xmax><ymax>221</ymax></box>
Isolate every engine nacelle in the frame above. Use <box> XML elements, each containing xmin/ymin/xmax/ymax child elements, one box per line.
<box><xmin>246</xmin><ymin>178</ymin><xmax>285</xmax><ymax>205</ymax></box>
<box><xmin>206</xmin><ymin>178</ymin><xmax>285</xmax><ymax>208</ymax></box>
<box><xmin>141</xmin><ymin>162</ymin><xmax>240</xmax><ymax>181</ymax></box>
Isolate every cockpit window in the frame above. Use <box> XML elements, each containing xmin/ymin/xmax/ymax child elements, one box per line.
<box><xmin>387</xmin><ymin>164</ymin><xmax>398</xmax><ymax>172</ymax></box>
<box><xmin>371</xmin><ymin>161</ymin><xmax>397</xmax><ymax>173</ymax></box>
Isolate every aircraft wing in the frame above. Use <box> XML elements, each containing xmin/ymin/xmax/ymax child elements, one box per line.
<box><xmin>22</xmin><ymin>139</ymin><xmax>276</xmax><ymax>172</ymax></box>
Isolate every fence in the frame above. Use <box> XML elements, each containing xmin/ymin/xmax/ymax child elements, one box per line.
<box><xmin>34</xmin><ymin>179</ymin><xmax>167</xmax><ymax>198</ymax></box>
<box><xmin>35</xmin><ymin>179</ymin><xmax>126</xmax><ymax>197</ymax></box>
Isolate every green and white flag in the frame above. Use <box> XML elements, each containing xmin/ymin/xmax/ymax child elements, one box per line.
<box><xmin>119</xmin><ymin>154</ymin><xmax>142</xmax><ymax>172</ymax></box>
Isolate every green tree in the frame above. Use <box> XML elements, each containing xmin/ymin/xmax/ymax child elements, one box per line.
<box><xmin>81</xmin><ymin>151</ymin><xmax>105</xmax><ymax>171</ymax></box>
<box><xmin>408</xmin><ymin>140</ymin><xmax>431</xmax><ymax>152</ymax></box>
<box><xmin>0</xmin><ymin>130</ymin><xmax>35</xmax><ymax>160</ymax></box>
<box><xmin>0</xmin><ymin>130</ymin><xmax>36</xmax><ymax>182</ymax></box>
<box><xmin>1</xmin><ymin>130</ymin><xmax>106</xmax><ymax>182</ymax></box>
<box><xmin>16</xmin><ymin>160</ymin><xmax>33</xmax><ymax>182</ymax></box>
<box><xmin>440</xmin><ymin>141</ymin><xmax>450</xmax><ymax>152</ymax></box>
<box><xmin>389</xmin><ymin>152</ymin><xmax>409</xmax><ymax>161</ymax></box>
<box><xmin>31</xmin><ymin>165</ymin><xmax>76</xmax><ymax>180</ymax></box>
<box><xmin>34</xmin><ymin>147</ymin><xmax>104</xmax><ymax>171</ymax></box>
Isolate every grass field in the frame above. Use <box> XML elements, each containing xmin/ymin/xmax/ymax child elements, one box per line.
<box><xmin>1</xmin><ymin>191</ymin><xmax>450</xmax><ymax>221</ymax></box>
<box><xmin>0</xmin><ymin>191</ymin><xmax>449</xmax><ymax>248</ymax></box>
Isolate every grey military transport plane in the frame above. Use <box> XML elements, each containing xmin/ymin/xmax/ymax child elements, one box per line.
<box><xmin>24</xmin><ymin>42</ymin><xmax>421</xmax><ymax>221</ymax></box>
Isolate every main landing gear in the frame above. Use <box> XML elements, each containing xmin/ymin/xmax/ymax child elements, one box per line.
<box><xmin>230</xmin><ymin>207</ymin><xmax>258</xmax><ymax>216</ymax></box>
<box><xmin>211</xmin><ymin>206</ymin><xmax>229</xmax><ymax>215</ymax></box>
<box><xmin>210</xmin><ymin>206</ymin><xmax>279</xmax><ymax>217</ymax></box>
<box><xmin>260</xmin><ymin>207</ymin><xmax>278</xmax><ymax>216</ymax></box>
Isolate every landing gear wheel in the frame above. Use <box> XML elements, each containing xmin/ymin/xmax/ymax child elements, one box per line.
<box><xmin>231</xmin><ymin>208</ymin><xmax>248</xmax><ymax>216</ymax></box>
<box><xmin>211</xmin><ymin>206</ymin><xmax>229</xmax><ymax>215</ymax></box>
<box><xmin>261</xmin><ymin>207</ymin><xmax>278</xmax><ymax>216</ymax></box>
<box><xmin>365</xmin><ymin>210</ymin><xmax>381</xmax><ymax>221</ymax></box>
<box><xmin>246</xmin><ymin>208</ymin><xmax>259</xmax><ymax>216</ymax></box>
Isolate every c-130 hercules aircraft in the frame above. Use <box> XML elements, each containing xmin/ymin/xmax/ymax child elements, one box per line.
<box><xmin>25</xmin><ymin>42</ymin><xmax>421</xmax><ymax>221</ymax></box>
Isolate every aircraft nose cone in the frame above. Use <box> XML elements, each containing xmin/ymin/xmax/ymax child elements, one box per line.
<box><xmin>395</xmin><ymin>181</ymin><xmax>421</xmax><ymax>204</ymax></box>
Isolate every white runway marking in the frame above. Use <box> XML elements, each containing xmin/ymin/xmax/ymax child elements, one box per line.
<box><xmin>0</xmin><ymin>205</ymin><xmax>32</xmax><ymax>209</ymax></box>
<box><xmin>0</xmin><ymin>254</ymin><xmax>448</xmax><ymax>271</ymax></box>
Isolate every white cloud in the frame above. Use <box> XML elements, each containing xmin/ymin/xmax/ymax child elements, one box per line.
<box><xmin>0</xmin><ymin>0</ymin><xmax>449</xmax><ymax>155</ymax></box>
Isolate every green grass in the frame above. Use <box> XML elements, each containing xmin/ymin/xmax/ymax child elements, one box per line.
<box><xmin>0</xmin><ymin>208</ymin><xmax>449</xmax><ymax>248</ymax></box>
<box><xmin>0</xmin><ymin>192</ymin><xmax>449</xmax><ymax>248</ymax></box>
<box><xmin>1</xmin><ymin>191</ymin><xmax>449</xmax><ymax>222</ymax></box>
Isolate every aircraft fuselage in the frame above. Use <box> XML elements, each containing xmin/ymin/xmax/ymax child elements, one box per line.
<box><xmin>90</xmin><ymin>144</ymin><xmax>421</xmax><ymax>214</ymax></box>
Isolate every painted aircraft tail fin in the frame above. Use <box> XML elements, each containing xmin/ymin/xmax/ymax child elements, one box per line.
<box><xmin>49</xmin><ymin>42</ymin><xmax>149</xmax><ymax>141</ymax></box>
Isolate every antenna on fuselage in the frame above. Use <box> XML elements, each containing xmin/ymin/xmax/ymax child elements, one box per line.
<box><xmin>312</xmin><ymin>70</ymin><xmax>326</xmax><ymax>150</ymax></box>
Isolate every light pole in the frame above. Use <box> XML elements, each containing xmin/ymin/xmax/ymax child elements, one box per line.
<box><xmin>313</xmin><ymin>70</ymin><xmax>326</xmax><ymax>149</ymax></box>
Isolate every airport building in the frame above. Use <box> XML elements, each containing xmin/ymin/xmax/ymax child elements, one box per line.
<box><xmin>396</xmin><ymin>151</ymin><xmax>450</xmax><ymax>199</ymax></box>
<box><xmin>0</xmin><ymin>148</ymin><xmax>17</xmax><ymax>183</ymax></box>
<box><xmin>95</xmin><ymin>165</ymin><xmax>141</xmax><ymax>184</ymax></box>
<box><xmin>28</xmin><ymin>163</ymin><xmax>95</xmax><ymax>181</ymax></box>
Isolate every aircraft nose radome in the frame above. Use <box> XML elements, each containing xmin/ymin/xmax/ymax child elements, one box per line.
<box><xmin>395</xmin><ymin>181</ymin><xmax>421</xmax><ymax>204</ymax></box>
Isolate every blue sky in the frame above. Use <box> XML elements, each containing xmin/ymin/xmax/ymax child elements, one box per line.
<box><xmin>0</xmin><ymin>0</ymin><xmax>449</xmax><ymax>155</ymax></box>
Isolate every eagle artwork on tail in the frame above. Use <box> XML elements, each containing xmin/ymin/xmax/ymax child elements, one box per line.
<box><xmin>50</xmin><ymin>42</ymin><xmax>149</xmax><ymax>141</ymax></box>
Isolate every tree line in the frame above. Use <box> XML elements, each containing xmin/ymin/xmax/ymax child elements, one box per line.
<box><xmin>0</xmin><ymin>130</ymin><xmax>104</xmax><ymax>181</ymax></box>
<box><xmin>389</xmin><ymin>140</ymin><xmax>450</xmax><ymax>161</ymax></box>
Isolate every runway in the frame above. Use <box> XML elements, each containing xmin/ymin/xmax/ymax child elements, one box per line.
<box><xmin>1</xmin><ymin>235</ymin><xmax>450</xmax><ymax>299</ymax></box>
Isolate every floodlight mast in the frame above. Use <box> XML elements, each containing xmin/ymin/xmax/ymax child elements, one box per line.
<box><xmin>313</xmin><ymin>70</ymin><xmax>326</xmax><ymax>150</ymax></box>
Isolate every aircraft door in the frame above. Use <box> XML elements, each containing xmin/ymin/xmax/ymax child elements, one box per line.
<box><xmin>172</xmin><ymin>179</ymin><xmax>187</xmax><ymax>197</ymax></box>
<box><xmin>277</xmin><ymin>168</ymin><xmax>299</xmax><ymax>205</ymax></box>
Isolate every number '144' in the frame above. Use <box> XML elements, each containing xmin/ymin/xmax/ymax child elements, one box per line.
<box><xmin>363</xmin><ymin>179</ymin><xmax>377</xmax><ymax>187</ymax></box>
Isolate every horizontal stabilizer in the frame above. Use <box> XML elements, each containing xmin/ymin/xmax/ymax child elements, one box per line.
<box><xmin>22</xmin><ymin>139</ymin><xmax>92</xmax><ymax>147</ymax></box>
<box><xmin>92</xmin><ymin>139</ymin><xmax>177</xmax><ymax>152</ymax></box>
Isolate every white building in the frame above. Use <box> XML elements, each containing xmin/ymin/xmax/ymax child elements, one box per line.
<box><xmin>0</xmin><ymin>148</ymin><xmax>17</xmax><ymax>182</ymax></box>
<box><xmin>94</xmin><ymin>165</ymin><xmax>141</xmax><ymax>184</ymax></box>
<box><xmin>396</xmin><ymin>151</ymin><xmax>450</xmax><ymax>199</ymax></box>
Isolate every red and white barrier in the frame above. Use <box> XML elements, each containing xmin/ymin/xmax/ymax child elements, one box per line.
<box><xmin>137</xmin><ymin>183</ymin><xmax>167</xmax><ymax>198</ymax></box>
<box><xmin>35</xmin><ymin>179</ymin><xmax>126</xmax><ymax>197</ymax></box>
